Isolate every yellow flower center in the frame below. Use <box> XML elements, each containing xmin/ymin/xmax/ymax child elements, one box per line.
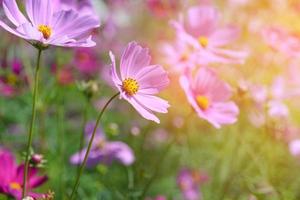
<box><xmin>96</xmin><ymin>139</ymin><xmax>106</xmax><ymax>149</ymax></box>
<box><xmin>38</xmin><ymin>25</ymin><xmax>52</xmax><ymax>39</ymax></box>
<box><xmin>122</xmin><ymin>78</ymin><xmax>139</xmax><ymax>96</ymax></box>
<box><xmin>180</xmin><ymin>52</ymin><xmax>189</xmax><ymax>62</ymax></box>
<box><xmin>196</xmin><ymin>95</ymin><xmax>210</xmax><ymax>110</ymax></box>
<box><xmin>9</xmin><ymin>182</ymin><xmax>21</xmax><ymax>190</ymax></box>
<box><xmin>198</xmin><ymin>36</ymin><xmax>209</xmax><ymax>48</ymax></box>
<box><xmin>7</xmin><ymin>73</ymin><xmax>18</xmax><ymax>85</ymax></box>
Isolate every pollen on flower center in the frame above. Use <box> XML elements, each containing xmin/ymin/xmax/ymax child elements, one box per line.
<box><xmin>198</xmin><ymin>36</ymin><xmax>208</xmax><ymax>48</ymax></box>
<box><xmin>9</xmin><ymin>182</ymin><xmax>21</xmax><ymax>190</ymax></box>
<box><xmin>122</xmin><ymin>78</ymin><xmax>139</xmax><ymax>96</ymax></box>
<box><xmin>38</xmin><ymin>25</ymin><xmax>52</xmax><ymax>39</ymax></box>
<box><xmin>96</xmin><ymin>139</ymin><xmax>106</xmax><ymax>149</ymax></box>
<box><xmin>196</xmin><ymin>95</ymin><xmax>210</xmax><ymax>110</ymax></box>
<box><xmin>180</xmin><ymin>52</ymin><xmax>189</xmax><ymax>61</ymax></box>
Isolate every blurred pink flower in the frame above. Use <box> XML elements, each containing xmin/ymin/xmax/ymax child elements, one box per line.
<box><xmin>110</xmin><ymin>42</ymin><xmax>170</xmax><ymax>123</ymax></box>
<box><xmin>262</xmin><ymin>27</ymin><xmax>300</xmax><ymax>58</ymax></box>
<box><xmin>177</xmin><ymin>168</ymin><xmax>209</xmax><ymax>200</ymax></box>
<box><xmin>0</xmin><ymin>0</ymin><xmax>100</xmax><ymax>47</ymax></box>
<box><xmin>0</xmin><ymin>58</ymin><xmax>26</xmax><ymax>97</ymax></box>
<box><xmin>171</xmin><ymin>5</ymin><xmax>247</xmax><ymax>65</ymax></box>
<box><xmin>73</xmin><ymin>48</ymin><xmax>101</xmax><ymax>75</ymax></box>
<box><xmin>0</xmin><ymin>148</ymin><xmax>47</xmax><ymax>200</ymax></box>
<box><xmin>248</xmin><ymin>76</ymin><xmax>295</xmax><ymax>126</ymax></box>
<box><xmin>162</xmin><ymin>40</ymin><xmax>199</xmax><ymax>73</ymax></box>
<box><xmin>289</xmin><ymin>139</ymin><xmax>300</xmax><ymax>157</ymax></box>
<box><xmin>146</xmin><ymin>0</ymin><xmax>179</xmax><ymax>18</ymax></box>
<box><xmin>180</xmin><ymin>67</ymin><xmax>239</xmax><ymax>128</ymax></box>
<box><xmin>70</xmin><ymin>122</ymin><xmax>135</xmax><ymax>167</ymax></box>
<box><xmin>145</xmin><ymin>195</ymin><xmax>167</xmax><ymax>200</ymax></box>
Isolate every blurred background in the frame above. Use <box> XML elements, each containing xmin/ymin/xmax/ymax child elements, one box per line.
<box><xmin>1</xmin><ymin>0</ymin><xmax>300</xmax><ymax>199</ymax></box>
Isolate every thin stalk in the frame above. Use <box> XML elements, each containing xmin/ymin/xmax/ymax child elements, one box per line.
<box><xmin>140</xmin><ymin>137</ymin><xmax>176</xmax><ymax>199</ymax></box>
<box><xmin>77</xmin><ymin>97</ymin><xmax>90</xmax><ymax>175</ymax></box>
<box><xmin>69</xmin><ymin>92</ymin><xmax>120</xmax><ymax>200</ymax></box>
<box><xmin>22</xmin><ymin>49</ymin><xmax>42</xmax><ymax>198</ymax></box>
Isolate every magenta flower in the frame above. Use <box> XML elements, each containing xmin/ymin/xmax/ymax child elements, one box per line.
<box><xmin>0</xmin><ymin>0</ymin><xmax>100</xmax><ymax>48</ymax></box>
<box><xmin>172</xmin><ymin>5</ymin><xmax>247</xmax><ymax>65</ymax></box>
<box><xmin>73</xmin><ymin>48</ymin><xmax>101</xmax><ymax>75</ymax></box>
<box><xmin>70</xmin><ymin>122</ymin><xmax>135</xmax><ymax>167</ymax></box>
<box><xmin>110</xmin><ymin>42</ymin><xmax>170</xmax><ymax>123</ymax></box>
<box><xmin>180</xmin><ymin>67</ymin><xmax>239</xmax><ymax>128</ymax></box>
<box><xmin>0</xmin><ymin>58</ymin><xmax>26</xmax><ymax>97</ymax></box>
<box><xmin>177</xmin><ymin>168</ymin><xmax>209</xmax><ymax>200</ymax></box>
<box><xmin>0</xmin><ymin>148</ymin><xmax>47</xmax><ymax>200</ymax></box>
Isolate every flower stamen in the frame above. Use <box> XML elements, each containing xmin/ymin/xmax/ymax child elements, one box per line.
<box><xmin>9</xmin><ymin>182</ymin><xmax>21</xmax><ymax>190</ymax></box>
<box><xmin>196</xmin><ymin>95</ymin><xmax>210</xmax><ymax>110</ymax></box>
<box><xmin>198</xmin><ymin>36</ymin><xmax>208</xmax><ymax>48</ymax></box>
<box><xmin>38</xmin><ymin>25</ymin><xmax>52</xmax><ymax>40</ymax></box>
<box><xmin>122</xmin><ymin>78</ymin><xmax>139</xmax><ymax>96</ymax></box>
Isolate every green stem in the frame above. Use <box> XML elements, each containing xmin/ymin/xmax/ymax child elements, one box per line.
<box><xmin>140</xmin><ymin>137</ymin><xmax>176</xmax><ymax>199</ymax></box>
<box><xmin>77</xmin><ymin>97</ymin><xmax>90</xmax><ymax>176</ymax></box>
<box><xmin>69</xmin><ymin>92</ymin><xmax>120</xmax><ymax>200</ymax></box>
<box><xmin>22</xmin><ymin>49</ymin><xmax>42</xmax><ymax>198</ymax></box>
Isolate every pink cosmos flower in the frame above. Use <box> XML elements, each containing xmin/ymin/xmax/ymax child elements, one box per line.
<box><xmin>0</xmin><ymin>148</ymin><xmax>47</xmax><ymax>200</ymax></box>
<box><xmin>70</xmin><ymin>122</ymin><xmax>135</xmax><ymax>167</ymax></box>
<box><xmin>110</xmin><ymin>42</ymin><xmax>170</xmax><ymax>123</ymax></box>
<box><xmin>262</xmin><ymin>27</ymin><xmax>300</xmax><ymax>58</ymax></box>
<box><xmin>172</xmin><ymin>5</ymin><xmax>247</xmax><ymax>65</ymax></box>
<box><xmin>0</xmin><ymin>0</ymin><xmax>100</xmax><ymax>48</ymax></box>
<box><xmin>162</xmin><ymin>40</ymin><xmax>199</xmax><ymax>73</ymax></box>
<box><xmin>180</xmin><ymin>67</ymin><xmax>239</xmax><ymax>128</ymax></box>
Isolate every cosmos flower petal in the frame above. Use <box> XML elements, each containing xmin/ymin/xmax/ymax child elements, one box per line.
<box><xmin>0</xmin><ymin>21</ymin><xmax>30</xmax><ymax>40</ymax></box>
<box><xmin>57</xmin><ymin>36</ymin><xmax>96</xmax><ymax>47</ymax></box>
<box><xmin>194</xmin><ymin>67</ymin><xmax>232</xmax><ymax>102</ymax></box>
<box><xmin>210</xmin><ymin>48</ymin><xmax>248</xmax><ymax>64</ymax></box>
<box><xmin>52</xmin><ymin>11</ymin><xmax>99</xmax><ymax>39</ymax></box>
<box><xmin>135</xmin><ymin>94</ymin><xmax>170</xmax><ymax>113</ymax></box>
<box><xmin>3</xmin><ymin>0</ymin><xmax>28</xmax><ymax>27</ymax></box>
<box><xmin>128</xmin><ymin>96</ymin><xmax>160</xmax><ymax>123</ymax></box>
<box><xmin>136</xmin><ymin>65</ymin><xmax>170</xmax><ymax>92</ymax></box>
<box><xmin>209</xmin><ymin>26</ymin><xmax>240</xmax><ymax>46</ymax></box>
<box><xmin>180</xmin><ymin>75</ymin><xmax>207</xmax><ymax>119</ymax></box>
<box><xmin>28</xmin><ymin>175</ymin><xmax>48</xmax><ymax>189</ymax></box>
<box><xmin>106</xmin><ymin>142</ymin><xmax>135</xmax><ymax>166</ymax></box>
<box><xmin>120</xmin><ymin>42</ymin><xmax>151</xmax><ymax>79</ymax></box>
<box><xmin>0</xmin><ymin>149</ymin><xmax>17</xmax><ymax>184</ymax></box>
<box><xmin>109</xmin><ymin>51</ymin><xmax>122</xmax><ymax>86</ymax></box>
<box><xmin>205</xmin><ymin>102</ymin><xmax>239</xmax><ymax>128</ymax></box>
<box><xmin>186</xmin><ymin>5</ymin><xmax>219</xmax><ymax>37</ymax></box>
<box><xmin>25</xmin><ymin>0</ymin><xmax>53</xmax><ymax>26</ymax></box>
<box><xmin>16</xmin><ymin>23</ymin><xmax>42</xmax><ymax>41</ymax></box>
<box><xmin>70</xmin><ymin>148</ymin><xmax>87</xmax><ymax>165</ymax></box>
